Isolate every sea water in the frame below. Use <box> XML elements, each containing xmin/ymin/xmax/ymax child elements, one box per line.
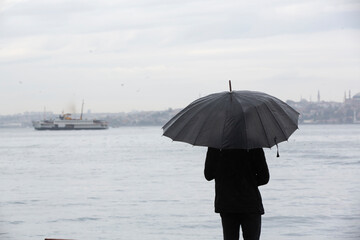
<box><xmin>0</xmin><ymin>125</ymin><xmax>359</xmax><ymax>240</ymax></box>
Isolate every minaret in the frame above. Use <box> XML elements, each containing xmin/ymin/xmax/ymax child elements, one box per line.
<box><xmin>344</xmin><ymin>91</ymin><xmax>347</xmax><ymax>102</ymax></box>
<box><xmin>317</xmin><ymin>90</ymin><xmax>320</xmax><ymax>103</ymax></box>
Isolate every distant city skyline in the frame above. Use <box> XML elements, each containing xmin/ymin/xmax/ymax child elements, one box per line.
<box><xmin>1</xmin><ymin>88</ymin><xmax>359</xmax><ymax>116</ymax></box>
<box><xmin>298</xmin><ymin>89</ymin><xmax>360</xmax><ymax>103</ymax></box>
<box><xmin>1</xmin><ymin>0</ymin><xmax>359</xmax><ymax>115</ymax></box>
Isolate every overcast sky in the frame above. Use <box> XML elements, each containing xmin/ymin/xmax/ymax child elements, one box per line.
<box><xmin>1</xmin><ymin>0</ymin><xmax>359</xmax><ymax>114</ymax></box>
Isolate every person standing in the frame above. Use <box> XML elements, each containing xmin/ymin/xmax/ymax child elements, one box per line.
<box><xmin>204</xmin><ymin>147</ymin><xmax>270</xmax><ymax>240</ymax></box>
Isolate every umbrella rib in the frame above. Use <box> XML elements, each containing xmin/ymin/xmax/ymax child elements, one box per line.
<box><xmin>220</xmin><ymin>93</ymin><xmax>233</xmax><ymax>149</ymax></box>
<box><xmin>272</xmin><ymin>94</ymin><xmax>299</xmax><ymax>121</ymax></box>
<box><xmin>235</xmin><ymin>94</ymin><xmax>272</xmax><ymax>148</ymax></box>
<box><xmin>237</xmin><ymin>95</ymin><xmax>248</xmax><ymax>149</ymax></box>
<box><xmin>162</xmin><ymin>94</ymin><xmax>216</xmax><ymax>131</ymax></box>
<box><xmin>194</xmin><ymin>95</ymin><xmax>228</xmax><ymax>146</ymax></box>
<box><xmin>170</xmin><ymin>95</ymin><xmax>222</xmax><ymax>143</ymax></box>
<box><xmin>266</xmin><ymin>97</ymin><xmax>299</xmax><ymax>127</ymax></box>
<box><xmin>254</xmin><ymin>105</ymin><xmax>271</xmax><ymax>148</ymax></box>
<box><xmin>234</xmin><ymin>94</ymin><xmax>257</xmax><ymax>149</ymax></box>
<box><xmin>261</xmin><ymin>99</ymin><xmax>289</xmax><ymax>141</ymax></box>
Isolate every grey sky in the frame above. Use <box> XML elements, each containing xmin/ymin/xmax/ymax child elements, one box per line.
<box><xmin>1</xmin><ymin>0</ymin><xmax>359</xmax><ymax>114</ymax></box>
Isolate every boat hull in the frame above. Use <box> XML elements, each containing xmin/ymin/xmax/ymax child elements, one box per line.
<box><xmin>34</xmin><ymin>127</ymin><xmax>108</xmax><ymax>130</ymax></box>
<box><xmin>32</xmin><ymin>120</ymin><xmax>108</xmax><ymax>130</ymax></box>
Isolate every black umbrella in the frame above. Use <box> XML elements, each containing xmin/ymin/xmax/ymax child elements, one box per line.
<box><xmin>162</xmin><ymin>81</ymin><xmax>299</xmax><ymax>156</ymax></box>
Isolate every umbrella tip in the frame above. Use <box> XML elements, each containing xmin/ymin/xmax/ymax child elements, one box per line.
<box><xmin>229</xmin><ymin>80</ymin><xmax>232</xmax><ymax>92</ymax></box>
<box><xmin>274</xmin><ymin>136</ymin><xmax>280</xmax><ymax>158</ymax></box>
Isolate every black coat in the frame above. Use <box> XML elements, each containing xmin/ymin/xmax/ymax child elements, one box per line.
<box><xmin>204</xmin><ymin>147</ymin><xmax>269</xmax><ymax>214</ymax></box>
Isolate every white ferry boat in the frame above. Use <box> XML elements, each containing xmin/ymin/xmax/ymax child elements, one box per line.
<box><xmin>32</xmin><ymin>102</ymin><xmax>108</xmax><ymax>130</ymax></box>
<box><xmin>32</xmin><ymin>113</ymin><xmax>108</xmax><ymax>130</ymax></box>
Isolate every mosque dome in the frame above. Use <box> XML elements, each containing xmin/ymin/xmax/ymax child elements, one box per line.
<box><xmin>353</xmin><ymin>92</ymin><xmax>360</xmax><ymax>100</ymax></box>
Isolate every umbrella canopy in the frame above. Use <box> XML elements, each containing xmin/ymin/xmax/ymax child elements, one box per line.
<box><xmin>162</xmin><ymin>90</ymin><xmax>299</xmax><ymax>150</ymax></box>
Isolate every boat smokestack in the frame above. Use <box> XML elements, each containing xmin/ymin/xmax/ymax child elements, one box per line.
<box><xmin>80</xmin><ymin>100</ymin><xmax>84</xmax><ymax>120</ymax></box>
